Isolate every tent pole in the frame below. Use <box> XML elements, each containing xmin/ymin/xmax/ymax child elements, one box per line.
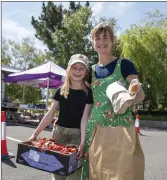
<box><xmin>46</xmin><ymin>78</ymin><xmax>50</xmax><ymax>110</ymax></box>
<box><xmin>22</xmin><ymin>85</ymin><xmax>25</xmax><ymax>103</ymax></box>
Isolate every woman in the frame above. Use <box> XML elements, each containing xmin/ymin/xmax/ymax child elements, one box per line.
<box><xmin>82</xmin><ymin>22</ymin><xmax>145</xmax><ymax>179</ymax></box>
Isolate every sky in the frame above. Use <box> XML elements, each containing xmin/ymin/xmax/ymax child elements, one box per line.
<box><xmin>2</xmin><ymin>1</ymin><xmax>167</xmax><ymax>51</ymax></box>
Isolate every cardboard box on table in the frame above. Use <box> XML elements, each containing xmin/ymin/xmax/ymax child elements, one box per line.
<box><xmin>16</xmin><ymin>141</ymin><xmax>83</xmax><ymax>176</ymax></box>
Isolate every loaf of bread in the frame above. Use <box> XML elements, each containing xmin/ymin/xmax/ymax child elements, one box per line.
<box><xmin>128</xmin><ymin>79</ymin><xmax>141</xmax><ymax>95</ymax></box>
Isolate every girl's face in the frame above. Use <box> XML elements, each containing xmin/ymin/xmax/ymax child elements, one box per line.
<box><xmin>93</xmin><ymin>30</ymin><xmax>113</xmax><ymax>54</ymax></box>
<box><xmin>70</xmin><ymin>63</ymin><xmax>87</xmax><ymax>82</ymax></box>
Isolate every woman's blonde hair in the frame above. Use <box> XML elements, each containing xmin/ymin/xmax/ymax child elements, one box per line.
<box><xmin>60</xmin><ymin>65</ymin><xmax>90</xmax><ymax>99</ymax></box>
<box><xmin>91</xmin><ymin>22</ymin><xmax>115</xmax><ymax>43</ymax></box>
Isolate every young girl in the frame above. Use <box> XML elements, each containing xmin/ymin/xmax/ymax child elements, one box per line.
<box><xmin>29</xmin><ymin>54</ymin><xmax>93</xmax><ymax>180</ymax></box>
<box><xmin>82</xmin><ymin>22</ymin><xmax>145</xmax><ymax>179</ymax></box>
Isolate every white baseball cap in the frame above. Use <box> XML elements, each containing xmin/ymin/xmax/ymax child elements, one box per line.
<box><xmin>68</xmin><ymin>54</ymin><xmax>89</xmax><ymax>69</ymax></box>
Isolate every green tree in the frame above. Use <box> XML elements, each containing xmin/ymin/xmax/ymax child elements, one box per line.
<box><xmin>120</xmin><ymin>10</ymin><xmax>167</xmax><ymax>110</ymax></box>
<box><xmin>85</xmin><ymin>1</ymin><xmax>90</xmax><ymax>7</ymax></box>
<box><xmin>69</xmin><ymin>1</ymin><xmax>77</xmax><ymax>12</ymax></box>
<box><xmin>31</xmin><ymin>1</ymin><xmax>84</xmax><ymax>55</ymax></box>
<box><xmin>52</xmin><ymin>6</ymin><xmax>92</xmax><ymax>67</ymax></box>
<box><xmin>5</xmin><ymin>83</ymin><xmax>22</xmax><ymax>102</ymax></box>
<box><xmin>2</xmin><ymin>39</ymin><xmax>12</xmax><ymax>66</ymax></box>
<box><xmin>6</xmin><ymin>37</ymin><xmax>46</xmax><ymax>69</ymax></box>
<box><xmin>31</xmin><ymin>2</ymin><xmax>63</xmax><ymax>53</ymax></box>
<box><xmin>2</xmin><ymin>38</ymin><xmax>47</xmax><ymax>104</ymax></box>
<box><xmin>6</xmin><ymin>83</ymin><xmax>41</xmax><ymax>104</ymax></box>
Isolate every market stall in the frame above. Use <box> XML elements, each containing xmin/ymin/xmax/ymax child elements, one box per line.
<box><xmin>4</xmin><ymin>61</ymin><xmax>66</xmax><ymax>122</ymax></box>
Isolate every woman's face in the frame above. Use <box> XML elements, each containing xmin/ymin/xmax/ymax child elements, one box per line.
<box><xmin>93</xmin><ymin>30</ymin><xmax>113</xmax><ymax>54</ymax></box>
<box><xmin>70</xmin><ymin>63</ymin><xmax>87</xmax><ymax>82</ymax></box>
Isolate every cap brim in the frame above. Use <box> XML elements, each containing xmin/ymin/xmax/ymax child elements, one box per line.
<box><xmin>69</xmin><ymin>60</ymin><xmax>87</xmax><ymax>67</ymax></box>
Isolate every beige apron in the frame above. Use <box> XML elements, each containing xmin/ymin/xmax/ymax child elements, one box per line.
<box><xmin>51</xmin><ymin>124</ymin><xmax>81</xmax><ymax>180</ymax></box>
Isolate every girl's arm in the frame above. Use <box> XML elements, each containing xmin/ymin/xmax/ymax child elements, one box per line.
<box><xmin>77</xmin><ymin>104</ymin><xmax>92</xmax><ymax>159</ymax></box>
<box><xmin>126</xmin><ymin>74</ymin><xmax>145</xmax><ymax>102</ymax></box>
<box><xmin>29</xmin><ymin>100</ymin><xmax>59</xmax><ymax>140</ymax></box>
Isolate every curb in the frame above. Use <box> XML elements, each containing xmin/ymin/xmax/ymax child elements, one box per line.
<box><xmin>7</xmin><ymin>120</ymin><xmax>167</xmax><ymax>130</ymax></box>
<box><xmin>6</xmin><ymin>122</ymin><xmax>53</xmax><ymax>132</ymax></box>
<box><xmin>140</xmin><ymin>120</ymin><xmax>167</xmax><ymax>130</ymax></box>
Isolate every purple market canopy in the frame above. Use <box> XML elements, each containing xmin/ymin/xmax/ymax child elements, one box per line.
<box><xmin>4</xmin><ymin>61</ymin><xmax>66</xmax><ymax>89</ymax></box>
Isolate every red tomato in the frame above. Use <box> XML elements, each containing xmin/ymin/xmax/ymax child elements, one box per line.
<box><xmin>70</xmin><ymin>148</ymin><xmax>77</xmax><ymax>153</ymax></box>
<box><xmin>47</xmin><ymin>145</ymin><xmax>53</xmax><ymax>150</ymax></box>
<box><xmin>57</xmin><ymin>146</ymin><xmax>64</xmax><ymax>151</ymax></box>
<box><xmin>49</xmin><ymin>138</ymin><xmax>55</xmax><ymax>142</ymax></box>
<box><xmin>61</xmin><ymin>148</ymin><xmax>70</xmax><ymax>154</ymax></box>
<box><xmin>67</xmin><ymin>148</ymin><xmax>73</xmax><ymax>152</ymax></box>
<box><xmin>40</xmin><ymin>141</ymin><xmax>46</xmax><ymax>145</ymax></box>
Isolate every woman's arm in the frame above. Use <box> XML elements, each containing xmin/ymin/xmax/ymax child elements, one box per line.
<box><xmin>126</xmin><ymin>74</ymin><xmax>145</xmax><ymax>102</ymax></box>
<box><xmin>29</xmin><ymin>100</ymin><xmax>59</xmax><ymax>140</ymax></box>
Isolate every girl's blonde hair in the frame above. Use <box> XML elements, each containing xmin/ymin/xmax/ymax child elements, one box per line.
<box><xmin>91</xmin><ymin>22</ymin><xmax>115</xmax><ymax>43</ymax></box>
<box><xmin>60</xmin><ymin>65</ymin><xmax>90</xmax><ymax>99</ymax></box>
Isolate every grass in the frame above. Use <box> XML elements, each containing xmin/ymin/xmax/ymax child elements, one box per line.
<box><xmin>139</xmin><ymin>115</ymin><xmax>167</xmax><ymax>122</ymax></box>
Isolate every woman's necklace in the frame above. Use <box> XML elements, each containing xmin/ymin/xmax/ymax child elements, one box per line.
<box><xmin>98</xmin><ymin>56</ymin><xmax>117</xmax><ymax>67</ymax></box>
<box><xmin>99</xmin><ymin>63</ymin><xmax>106</xmax><ymax>67</ymax></box>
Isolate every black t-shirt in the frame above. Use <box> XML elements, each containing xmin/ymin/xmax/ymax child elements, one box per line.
<box><xmin>88</xmin><ymin>58</ymin><xmax>137</xmax><ymax>83</ymax></box>
<box><xmin>52</xmin><ymin>87</ymin><xmax>93</xmax><ymax>128</ymax></box>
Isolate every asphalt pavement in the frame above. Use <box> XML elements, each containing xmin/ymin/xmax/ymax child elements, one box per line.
<box><xmin>1</xmin><ymin>125</ymin><xmax>167</xmax><ymax>180</ymax></box>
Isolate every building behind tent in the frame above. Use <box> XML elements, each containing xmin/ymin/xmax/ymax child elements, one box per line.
<box><xmin>1</xmin><ymin>65</ymin><xmax>23</xmax><ymax>103</ymax></box>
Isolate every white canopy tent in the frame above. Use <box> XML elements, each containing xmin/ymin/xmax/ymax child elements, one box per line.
<box><xmin>5</xmin><ymin>61</ymin><xmax>66</xmax><ymax>109</ymax></box>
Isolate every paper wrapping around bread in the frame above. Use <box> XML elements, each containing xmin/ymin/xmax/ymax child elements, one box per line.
<box><xmin>106</xmin><ymin>81</ymin><xmax>127</xmax><ymax>103</ymax></box>
<box><xmin>106</xmin><ymin>81</ymin><xmax>135</xmax><ymax>114</ymax></box>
